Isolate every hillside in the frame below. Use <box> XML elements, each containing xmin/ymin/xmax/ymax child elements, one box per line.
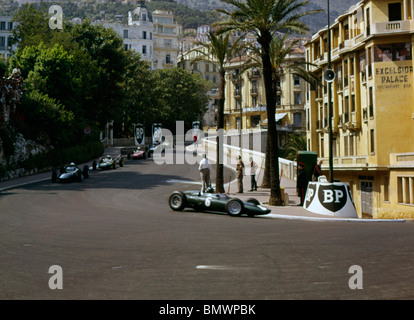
<box><xmin>0</xmin><ymin>0</ymin><xmax>361</xmax><ymax>34</ymax></box>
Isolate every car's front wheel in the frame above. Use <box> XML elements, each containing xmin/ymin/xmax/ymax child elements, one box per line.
<box><xmin>169</xmin><ymin>192</ymin><xmax>187</xmax><ymax>211</ymax></box>
<box><xmin>225</xmin><ymin>199</ymin><xmax>244</xmax><ymax>216</ymax></box>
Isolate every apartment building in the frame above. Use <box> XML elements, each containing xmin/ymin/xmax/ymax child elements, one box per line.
<box><xmin>97</xmin><ymin>2</ymin><xmax>181</xmax><ymax>70</ymax></box>
<box><xmin>177</xmin><ymin>44</ymin><xmax>220</xmax><ymax>128</ymax></box>
<box><xmin>223</xmin><ymin>47</ymin><xmax>307</xmax><ymax>148</ymax></box>
<box><xmin>0</xmin><ymin>16</ymin><xmax>16</xmax><ymax>59</ymax></box>
<box><xmin>152</xmin><ymin>10</ymin><xmax>181</xmax><ymax>69</ymax></box>
<box><xmin>305</xmin><ymin>0</ymin><xmax>414</xmax><ymax>218</ymax></box>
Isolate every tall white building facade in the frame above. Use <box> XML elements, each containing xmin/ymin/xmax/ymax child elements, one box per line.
<box><xmin>0</xmin><ymin>16</ymin><xmax>17</xmax><ymax>59</ymax></box>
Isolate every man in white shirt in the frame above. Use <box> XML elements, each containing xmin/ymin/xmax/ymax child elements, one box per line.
<box><xmin>248</xmin><ymin>156</ymin><xmax>258</xmax><ymax>191</ymax></box>
<box><xmin>199</xmin><ymin>154</ymin><xmax>212</xmax><ymax>192</ymax></box>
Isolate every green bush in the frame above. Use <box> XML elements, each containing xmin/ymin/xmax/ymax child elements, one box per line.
<box><xmin>20</xmin><ymin>141</ymin><xmax>104</xmax><ymax>171</ymax></box>
<box><xmin>0</xmin><ymin>163</ymin><xmax>6</xmax><ymax>178</ymax></box>
<box><xmin>0</xmin><ymin>127</ymin><xmax>16</xmax><ymax>159</ymax></box>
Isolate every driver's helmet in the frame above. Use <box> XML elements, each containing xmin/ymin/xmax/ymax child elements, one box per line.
<box><xmin>206</xmin><ymin>187</ymin><xmax>215</xmax><ymax>193</ymax></box>
<box><xmin>69</xmin><ymin>162</ymin><xmax>75</xmax><ymax>166</ymax></box>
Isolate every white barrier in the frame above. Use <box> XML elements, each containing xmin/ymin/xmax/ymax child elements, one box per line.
<box><xmin>303</xmin><ymin>178</ymin><xmax>358</xmax><ymax>218</ymax></box>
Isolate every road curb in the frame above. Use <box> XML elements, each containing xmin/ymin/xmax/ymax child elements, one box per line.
<box><xmin>260</xmin><ymin>213</ymin><xmax>407</xmax><ymax>223</ymax></box>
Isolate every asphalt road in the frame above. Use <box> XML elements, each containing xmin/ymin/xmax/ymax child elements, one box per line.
<box><xmin>1</xmin><ymin>155</ymin><xmax>414</xmax><ymax>300</ymax></box>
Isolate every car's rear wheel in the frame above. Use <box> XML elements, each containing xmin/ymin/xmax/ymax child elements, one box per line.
<box><xmin>169</xmin><ymin>192</ymin><xmax>186</xmax><ymax>211</ymax></box>
<box><xmin>83</xmin><ymin>165</ymin><xmax>89</xmax><ymax>178</ymax></box>
<box><xmin>51</xmin><ymin>170</ymin><xmax>57</xmax><ymax>183</ymax></box>
<box><xmin>225</xmin><ymin>199</ymin><xmax>244</xmax><ymax>216</ymax></box>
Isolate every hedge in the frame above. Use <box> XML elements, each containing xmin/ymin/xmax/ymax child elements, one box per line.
<box><xmin>19</xmin><ymin>140</ymin><xmax>104</xmax><ymax>173</ymax></box>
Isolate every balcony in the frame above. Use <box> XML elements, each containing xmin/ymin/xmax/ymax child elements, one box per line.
<box><xmin>248</xmin><ymin>69</ymin><xmax>261</xmax><ymax>79</ymax></box>
<box><xmin>245</xmin><ymin>105</ymin><xmax>266</xmax><ymax>113</ymax></box>
<box><xmin>234</xmin><ymin>89</ymin><xmax>241</xmax><ymax>98</ymax></box>
<box><xmin>371</xmin><ymin>20</ymin><xmax>414</xmax><ymax>36</ymax></box>
<box><xmin>250</xmin><ymin>87</ymin><xmax>258</xmax><ymax>96</ymax></box>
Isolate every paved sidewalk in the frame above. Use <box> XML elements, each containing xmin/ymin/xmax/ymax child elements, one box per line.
<box><xmin>188</xmin><ymin>144</ymin><xmax>407</xmax><ymax>223</ymax></box>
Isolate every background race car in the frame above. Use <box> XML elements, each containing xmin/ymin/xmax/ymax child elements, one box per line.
<box><xmin>93</xmin><ymin>155</ymin><xmax>124</xmax><ymax>170</ymax></box>
<box><xmin>131</xmin><ymin>147</ymin><xmax>148</xmax><ymax>160</ymax></box>
<box><xmin>52</xmin><ymin>163</ymin><xmax>89</xmax><ymax>183</ymax></box>
<box><xmin>168</xmin><ymin>190</ymin><xmax>270</xmax><ymax>217</ymax></box>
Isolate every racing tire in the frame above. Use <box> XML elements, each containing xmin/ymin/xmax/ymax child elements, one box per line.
<box><xmin>246</xmin><ymin>198</ymin><xmax>260</xmax><ymax>217</ymax></box>
<box><xmin>83</xmin><ymin>165</ymin><xmax>89</xmax><ymax>179</ymax></box>
<box><xmin>51</xmin><ymin>170</ymin><xmax>57</xmax><ymax>183</ymax></box>
<box><xmin>77</xmin><ymin>171</ymin><xmax>83</xmax><ymax>182</ymax></box>
<box><xmin>246</xmin><ymin>198</ymin><xmax>260</xmax><ymax>206</ymax></box>
<box><xmin>225</xmin><ymin>198</ymin><xmax>244</xmax><ymax>217</ymax></box>
<box><xmin>169</xmin><ymin>191</ymin><xmax>187</xmax><ymax>211</ymax></box>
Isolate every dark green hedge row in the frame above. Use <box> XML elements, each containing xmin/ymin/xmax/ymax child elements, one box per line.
<box><xmin>0</xmin><ymin>141</ymin><xmax>104</xmax><ymax>179</ymax></box>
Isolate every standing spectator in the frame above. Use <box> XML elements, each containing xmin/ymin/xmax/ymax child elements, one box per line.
<box><xmin>248</xmin><ymin>156</ymin><xmax>258</xmax><ymax>191</ymax></box>
<box><xmin>312</xmin><ymin>159</ymin><xmax>323</xmax><ymax>181</ymax></box>
<box><xmin>236</xmin><ymin>155</ymin><xmax>244</xmax><ymax>193</ymax></box>
<box><xmin>296</xmin><ymin>162</ymin><xmax>308</xmax><ymax>206</ymax></box>
<box><xmin>199</xmin><ymin>154</ymin><xmax>212</xmax><ymax>192</ymax></box>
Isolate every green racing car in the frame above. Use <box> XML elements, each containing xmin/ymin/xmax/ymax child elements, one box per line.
<box><xmin>168</xmin><ymin>190</ymin><xmax>270</xmax><ymax>217</ymax></box>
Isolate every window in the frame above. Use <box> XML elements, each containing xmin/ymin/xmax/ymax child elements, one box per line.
<box><xmin>0</xmin><ymin>36</ymin><xmax>5</xmax><ymax>50</ymax></box>
<box><xmin>366</xmin><ymin>8</ymin><xmax>371</xmax><ymax>36</ymax></box>
<box><xmin>142</xmin><ymin>45</ymin><xmax>147</xmax><ymax>55</ymax></box>
<box><xmin>350</xmin><ymin>58</ymin><xmax>354</xmax><ymax>76</ymax></box>
<box><xmin>389</xmin><ymin>3</ymin><xmax>402</xmax><ymax>21</ymax></box>
<box><xmin>384</xmin><ymin>176</ymin><xmax>390</xmax><ymax>202</ymax></box>
<box><xmin>294</xmin><ymin>113</ymin><xmax>302</xmax><ymax>127</ymax></box>
<box><xmin>166</xmin><ymin>54</ymin><xmax>171</xmax><ymax>64</ymax></box>
<box><xmin>344</xmin><ymin>136</ymin><xmax>349</xmax><ymax>157</ymax></box>
<box><xmin>123</xmin><ymin>30</ymin><xmax>128</xmax><ymax>39</ymax></box>
<box><xmin>205</xmin><ymin>63</ymin><xmax>210</xmax><ymax>72</ymax></box>
<box><xmin>294</xmin><ymin>76</ymin><xmax>300</xmax><ymax>86</ymax></box>
<box><xmin>294</xmin><ymin>93</ymin><xmax>301</xmax><ymax>105</ymax></box>
<box><xmin>367</xmin><ymin>47</ymin><xmax>372</xmax><ymax>77</ymax></box>
<box><xmin>351</xmin><ymin>94</ymin><xmax>355</xmax><ymax>112</ymax></box>
<box><xmin>143</xmin><ymin>31</ymin><xmax>147</xmax><ymax>39</ymax></box>
<box><xmin>397</xmin><ymin>176</ymin><xmax>414</xmax><ymax>204</ymax></box>
<box><xmin>0</xmin><ymin>22</ymin><xmax>5</xmax><ymax>30</ymax></box>
<box><xmin>370</xmin><ymin>129</ymin><xmax>375</xmax><ymax>153</ymax></box>
<box><xmin>349</xmin><ymin>135</ymin><xmax>354</xmax><ymax>156</ymax></box>
<box><xmin>369</xmin><ymin>87</ymin><xmax>374</xmax><ymax>118</ymax></box>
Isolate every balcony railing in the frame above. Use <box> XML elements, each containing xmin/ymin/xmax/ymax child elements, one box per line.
<box><xmin>371</xmin><ymin>20</ymin><xmax>414</xmax><ymax>35</ymax></box>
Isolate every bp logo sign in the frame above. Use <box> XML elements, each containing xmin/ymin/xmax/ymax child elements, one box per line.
<box><xmin>134</xmin><ymin>124</ymin><xmax>145</xmax><ymax>145</ymax></box>
<box><xmin>318</xmin><ymin>184</ymin><xmax>347</xmax><ymax>212</ymax></box>
<box><xmin>304</xmin><ymin>182</ymin><xmax>358</xmax><ymax>218</ymax></box>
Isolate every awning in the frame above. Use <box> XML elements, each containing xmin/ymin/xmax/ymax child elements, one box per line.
<box><xmin>262</xmin><ymin>113</ymin><xmax>288</xmax><ymax>124</ymax></box>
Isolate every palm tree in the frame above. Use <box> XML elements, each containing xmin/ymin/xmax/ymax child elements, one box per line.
<box><xmin>259</xmin><ymin>33</ymin><xmax>319</xmax><ymax>187</ymax></box>
<box><xmin>190</xmin><ymin>31</ymin><xmax>243</xmax><ymax>193</ymax></box>
<box><xmin>283</xmin><ymin>133</ymin><xmax>307</xmax><ymax>160</ymax></box>
<box><xmin>215</xmin><ymin>0</ymin><xmax>321</xmax><ymax>205</ymax></box>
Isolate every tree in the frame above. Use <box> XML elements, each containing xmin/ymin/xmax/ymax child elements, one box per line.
<box><xmin>251</xmin><ymin>33</ymin><xmax>319</xmax><ymax>187</ymax></box>
<box><xmin>190</xmin><ymin>31</ymin><xmax>243</xmax><ymax>193</ymax></box>
<box><xmin>151</xmin><ymin>68</ymin><xmax>211</xmax><ymax>132</ymax></box>
<box><xmin>282</xmin><ymin>133</ymin><xmax>306</xmax><ymax>160</ymax></box>
<box><xmin>215</xmin><ymin>0</ymin><xmax>320</xmax><ymax>205</ymax></box>
<box><xmin>12</xmin><ymin>4</ymin><xmax>51</xmax><ymax>50</ymax></box>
